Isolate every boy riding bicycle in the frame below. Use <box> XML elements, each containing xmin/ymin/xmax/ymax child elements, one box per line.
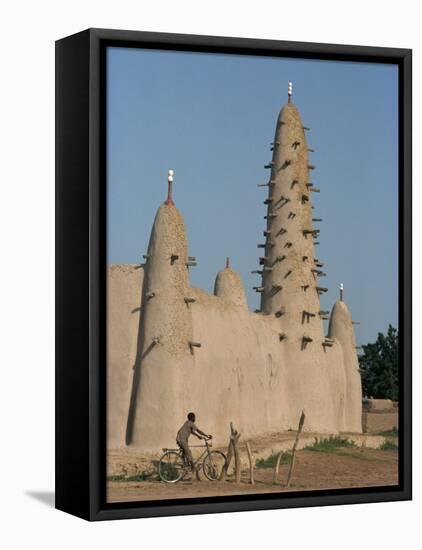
<box><xmin>176</xmin><ymin>412</ymin><xmax>211</xmax><ymax>471</ymax></box>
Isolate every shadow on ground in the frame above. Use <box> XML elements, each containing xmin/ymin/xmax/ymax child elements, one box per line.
<box><xmin>26</xmin><ymin>491</ymin><xmax>55</xmax><ymax>508</ymax></box>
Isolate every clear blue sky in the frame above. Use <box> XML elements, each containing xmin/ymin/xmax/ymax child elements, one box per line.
<box><xmin>107</xmin><ymin>47</ymin><xmax>398</xmax><ymax>346</ymax></box>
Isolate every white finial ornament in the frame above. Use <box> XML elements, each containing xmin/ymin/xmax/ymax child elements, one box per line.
<box><xmin>339</xmin><ymin>283</ymin><xmax>344</xmax><ymax>301</ymax></box>
<box><xmin>288</xmin><ymin>81</ymin><xmax>293</xmax><ymax>101</ymax></box>
<box><xmin>165</xmin><ymin>168</ymin><xmax>175</xmax><ymax>205</ymax></box>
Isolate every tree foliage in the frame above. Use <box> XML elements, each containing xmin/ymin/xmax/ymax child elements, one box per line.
<box><xmin>359</xmin><ymin>325</ymin><xmax>399</xmax><ymax>401</ymax></box>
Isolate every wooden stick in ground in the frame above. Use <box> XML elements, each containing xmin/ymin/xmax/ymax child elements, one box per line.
<box><xmin>232</xmin><ymin>429</ymin><xmax>241</xmax><ymax>484</ymax></box>
<box><xmin>219</xmin><ymin>439</ymin><xmax>233</xmax><ymax>481</ymax></box>
<box><xmin>273</xmin><ymin>450</ymin><xmax>284</xmax><ymax>484</ymax></box>
<box><xmin>245</xmin><ymin>441</ymin><xmax>255</xmax><ymax>485</ymax></box>
<box><xmin>219</xmin><ymin>423</ymin><xmax>236</xmax><ymax>481</ymax></box>
<box><xmin>286</xmin><ymin>409</ymin><xmax>306</xmax><ymax>488</ymax></box>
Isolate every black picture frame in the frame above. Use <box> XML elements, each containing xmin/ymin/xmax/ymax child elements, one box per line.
<box><xmin>55</xmin><ymin>28</ymin><xmax>412</xmax><ymax>521</ymax></box>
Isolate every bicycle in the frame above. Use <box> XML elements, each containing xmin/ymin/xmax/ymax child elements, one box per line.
<box><xmin>158</xmin><ymin>438</ymin><xmax>226</xmax><ymax>483</ymax></box>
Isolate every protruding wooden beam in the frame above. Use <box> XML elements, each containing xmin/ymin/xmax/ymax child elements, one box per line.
<box><xmin>184</xmin><ymin>297</ymin><xmax>196</xmax><ymax>304</ymax></box>
<box><xmin>259</xmin><ymin>256</ymin><xmax>268</xmax><ymax>264</ymax></box>
<box><xmin>272</xmin><ymin>255</ymin><xmax>286</xmax><ymax>266</ymax></box>
<box><xmin>301</xmin><ymin>284</ymin><xmax>309</xmax><ymax>291</ymax></box>
<box><xmin>264</xmin><ymin>198</ymin><xmax>274</xmax><ymax>204</ymax></box>
<box><xmin>291</xmin><ymin>141</ymin><xmax>301</xmax><ymax>149</ymax></box>
<box><xmin>171</xmin><ymin>254</ymin><xmax>179</xmax><ymax>264</ymax></box>
<box><xmin>316</xmin><ymin>286</ymin><xmax>328</xmax><ymax>294</ymax></box>
<box><xmin>284</xmin><ymin>242</ymin><xmax>293</xmax><ymax>248</ymax></box>
<box><xmin>303</xmin><ymin>310</ymin><xmax>316</xmax><ymax>317</ymax></box>
<box><xmin>312</xmin><ymin>268</ymin><xmax>326</xmax><ymax>277</ymax></box>
<box><xmin>253</xmin><ymin>286</ymin><xmax>265</xmax><ymax>292</ymax></box>
<box><xmin>310</xmin><ymin>187</ymin><xmax>320</xmax><ymax>192</ymax></box>
<box><xmin>143</xmin><ymin>254</ymin><xmax>151</xmax><ymax>259</ymax></box>
<box><xmin>322</xmin><ymin>340</ymin><xmax>334</xmax><ymax>348</ymax></box>
<box><xmin>303</xmin><ymin>126</ymin><xmax>310</xmax><ymax>131</ymax></box>
<box><xmin>276</xmin><ymin>227</ymin><xmax>287</xmax><ymax>237</ymax></box>
<box><xmin>284</xmin><ymin>270</ymin><xmax>292</xmax><ymax>278</ymax></box>
<box><xmin>186</xmin><ymin>261</ymin><xmax>197</xmax><ymax>267</ymax></box>
<box><xmin>151</xmin><ymin>336</ymin><xmax>161</xmax><ymax>346</ymax></box>
<box><xmin>251</xmin><ymin>269</ymin><xmax>263</xmax><ymax>275</ymax></box>
<box><xmin>302</xmin><ymin>311</ymin><xmax>316</xmax><ymax>324</ymax></box>
<box><xmin>189</xmin><ymin>342</ymin><xmax>202</xmax><ymax>349</ymax></box>
<box><xmin>308</xmin><ymin>165</ymin><xmax>315</xmax><ymax>170</ymax></box>
<box><xmin>301</xmin><ymin>336</ymin><xmax>313</xmax><ymax>350</ymax></box>
<box><xmin>301</xmin><ymin>195</ymin><xmax>309</xmax><ymax>204</ymax></box>
<box><xmin>146</xmin><ymin>291</ymin><xmax>155</xmax><ymax>299</ymax></box>
<box><xmin>308</xmin><ymin>148</ymin><xmax>315</xmax><ymax>152</ymax></box>
<box><xmin>290</xmin><ymin>179</ymin><xmax>299</xmax><ymax>189</ymax></box>
<box><xmin>263</xmin><ymin>230</ymin><xmax>271</xmax><ymax>236</ymax></box>
<box><xmin>275</xmin><ymin>309</ymin><xmax>285</xmax><ymax>318</ymax></box>
<box><xmin>264</xmin><ymin>213</ymin><xmax>278</xmax><ymax>219</ymax></box>
<box><xmin>312</xmin><ymin>218</ymin><xmax>323</xmax><ymax>222</ymax></box>
<box><xmin>264</xmin><ymin>162</ymin><xmax>274</xmax><ymax>169</ymax></box>
<box><xmin>279</xmin><ymin>333</ymin><xmax>287</xmax><ymax>341</ymax></box>
<box><xmin>275</xmin><ymin>196</ymin><xmax>290</xmax><ymax>207</ymax></box>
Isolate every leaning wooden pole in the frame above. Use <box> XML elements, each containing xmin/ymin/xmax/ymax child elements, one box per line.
<box><xmin>231</xmin><ymin>422</ymin><xmax>241</xmax><ymax>484</ymax></box>
<box><xmin>273</xmin><ymin>450</ymin><xmax>284</xmax><ymax>484</ymax></box>
<box><xmin>219</xmin><ymin>422</ymin><xmax>241</xmax><ymax>482</ymax></box>
<box><xmin>286</xmin><ymin>410</ymin><xmax>306</xmax><ymax>488</ymax></box>
<box><xmin>245</xmin><ymin>442</ymin><xmax>255</xmax><ymax>485</ymax></box>
<box><xmin>219</xmin><ymin>437</ymin><xmax>233</xmax><ymax>481</ymax></box>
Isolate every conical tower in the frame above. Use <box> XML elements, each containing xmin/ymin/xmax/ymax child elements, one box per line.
<box><xmin>328</xmin><ymin>284</ymin><xmax>362</xmax><ymax>432</ymax></box>
<box><xmin>214</xmin><ymin>257</ymin><xmax>248</xmax><ymax>308</ymax></box>
<box><xmin>255</xmin><ymin>83</ymin><xmax>326</xmax><ymax>346</ymax></box>
<box><xmin>128</xmin><ymin>169</ymin><xmax>195</xmax><ymax>451</ymax></box>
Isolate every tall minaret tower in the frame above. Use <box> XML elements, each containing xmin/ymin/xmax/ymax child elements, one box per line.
<box><xmin>255</xmin><ymin>83</ymin><xmax>326</xmax><ymax>346</ymax></box>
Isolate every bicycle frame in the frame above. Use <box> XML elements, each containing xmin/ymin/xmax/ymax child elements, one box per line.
<box><xmin>180</xmin><ymin>441</ymin><xmax>212</xmax><ymax>467</ymax></box>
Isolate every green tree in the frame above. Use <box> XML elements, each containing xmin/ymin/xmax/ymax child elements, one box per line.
<box><xmin>359</xmin><ymin>325</ymin><xmax>399</xmax><ymax>401</ymax></box>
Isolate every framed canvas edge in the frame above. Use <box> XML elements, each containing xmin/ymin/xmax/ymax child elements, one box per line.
<box><xmin>56</xmin><ymin>27</ymin><xmax>412</xmax><ymax>522</ymax></box>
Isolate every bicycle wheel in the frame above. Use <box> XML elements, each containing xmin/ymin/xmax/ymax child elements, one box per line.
<box><xmin>202</xmin><ymin>450</ymin><xmax>227</xmax><ymax>481</ymax></box>
<box><xmin>158</xmin><ymin>451</ymin><xmax>185</xmax><ymax>483</ymax></box>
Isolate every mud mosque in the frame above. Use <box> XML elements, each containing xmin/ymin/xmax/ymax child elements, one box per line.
<box><xmin>107</xmin><ymin>83</ymin><xmax>362</xmax><ymax>453</ymax></box>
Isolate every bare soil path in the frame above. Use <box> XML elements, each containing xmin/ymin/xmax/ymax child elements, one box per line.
<box><xmin>107</xmin><ymin>447</ymin><xmax>398</xmax><ymax>503</ymax></box>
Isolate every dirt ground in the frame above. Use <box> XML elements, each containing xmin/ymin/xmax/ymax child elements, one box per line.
<box><xmin>107</xmin><ymin>446</ymin><xmax>399</xmax><ymax>503</ymax></box>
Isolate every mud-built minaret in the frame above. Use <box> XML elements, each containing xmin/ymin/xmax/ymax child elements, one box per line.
<box><xmin>214</xmin><ymin>257</ymin><xmax>248</xmax><ymax>308</ymax></box>
<box><xmin>127</xmin><ymin>169</ymin><xmax>195</xmax><ymax>449</ymax></box>
<box><xmin>328</xmin><ymin>284</ymin><xmax>363</xmax><ymax>432</ymax></box>
<box><xmin>255</xmin><ymin>82</ymin><xmax>326</xmax><ymax>347</ymax></box>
